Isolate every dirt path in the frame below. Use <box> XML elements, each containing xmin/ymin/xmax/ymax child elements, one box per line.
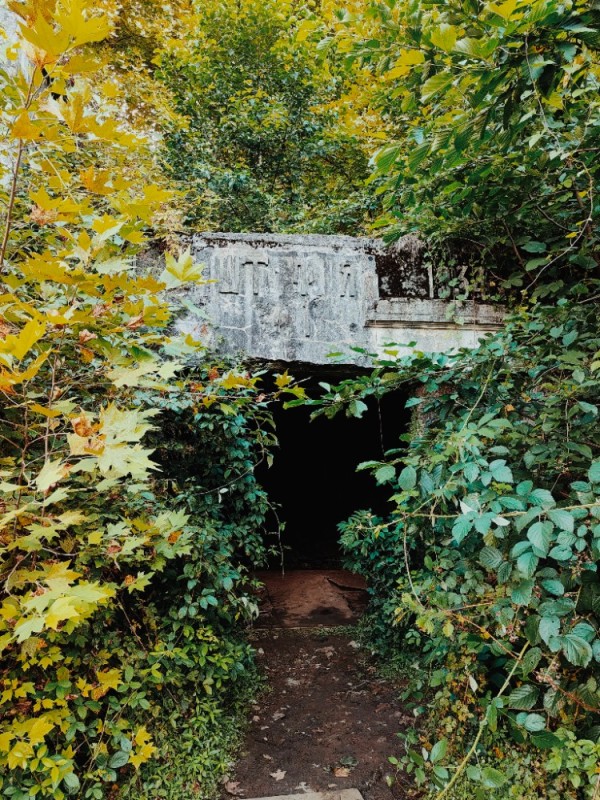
<box><xmin>226</xmin><ymin>572</ymin><xmax>412</xmax><ymax>800</ymax></box>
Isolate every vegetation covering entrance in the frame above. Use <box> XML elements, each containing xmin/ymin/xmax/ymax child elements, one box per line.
<box><xmin>0</xmin><ymin>0</ymin><xmax>599</xmax><ymax>798</ymax></box>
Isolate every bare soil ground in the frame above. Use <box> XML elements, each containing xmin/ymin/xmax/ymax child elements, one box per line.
<box><xmin>254</xmin><ymin>570</ymin><xmax>369</xmax><ymax>628</ymax></box>
<box><xmin>225</xmin><ymin>572</ymin><xmax>412</xmax><ymax>800</ymax></box>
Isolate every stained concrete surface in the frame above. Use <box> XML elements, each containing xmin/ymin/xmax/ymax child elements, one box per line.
<box><xmin>246</xmin><ymin>790</ymin><xmax>364</xmax><ymax>800</ymax></box>
<box><xmin>176</xmin><ymin>232</ymin><xmax>504</xmax><ymax>365</ymax></box>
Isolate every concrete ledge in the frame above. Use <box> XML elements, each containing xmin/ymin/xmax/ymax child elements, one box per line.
<box><xmin>194</xmin><ymin>232</ymin><xmax>378</xmax><ymax>251</ymax></box>
<box><xmin>369</xmin><ymin>299</ymin><xmax>504</xmax><ymax>330</ymax></box>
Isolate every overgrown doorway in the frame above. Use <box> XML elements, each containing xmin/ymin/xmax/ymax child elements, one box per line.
<box><xmin>256</xmin><ymin>368</ymin><xmax>410</xmax><ymax>570</ymax></box>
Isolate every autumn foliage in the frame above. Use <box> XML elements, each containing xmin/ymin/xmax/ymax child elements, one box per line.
<box><xmin>0</xmin><ymin>2</ymin><xmax>276</xmax><ymax>797</ymax></box>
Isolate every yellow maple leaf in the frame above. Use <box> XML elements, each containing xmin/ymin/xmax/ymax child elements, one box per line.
<box><xmin>43</xmin><ymin>562</ymin><xmax>81</xmax><ymax>587</ymax></box>
<box><xmin>275</xmin><ymin>371</ymin><xmax>291</xmax><ymax>389</ymax></box>
<box><xmin>160</xmin><ymin>248</ymin><xmax>204</xmax><ymax>288</ymax></box>
<box><xmin>29</xmin><ymin>187</ymin><xmax>60</xmax><ymax>210</ymax></box>
<box><xmin>80</xmin><ymin>167</ymin><xmax>112</xmax><ymax>195</ymax></box>
<box><xmin>67</xmin><ymin>432</ymin><xmax>103</xmax><ymax>457</ymax></box>
<box><xmin>57</xmin><ymin>510</ymin><xmax>87</xmax><ymax>525</ymax></box>
<box><xmin>88</xmin><ymin>116</ymin><xmax>124</xmax><ymax>142</ymax></box>
<box><xmin>45</xmin><ymin>596</ymin><xmax>80</xmax><ymax>629</ymax></box>
<box><xmin>64</xmin><ymin>52</ymin><xmax>105</xmax><ymax>73</ymax></box>
<box><xmin>100</xmin><ymin>80</ymin><xmax>119</xmax><ymax>98</ymax></box>
<box><xmin>134</xmin><ymin>726</ymin><xmax>152</xmax><ymax>747</ymax></box>
<box><xmin>0</xmin><ymin>318</ymin><xmax>46</xmax><ymax>361</ymax></box>
<box><xmin>107</xmin><ymin>362</ymin><xmax>159</xmax><ymax>388</ymax></box>
<box><xmin>129</xmin><ymin>741</ymin><xmax>157</xmax><ymax>769</ymax></box>
<box><xmin>431</xmin><ymin>24</ymin><xmax>458</xmax><ymax>52</ymax></box>
<box><xmin>60</xmin><ymin>91</ymin><xmax>90</xmax><ymax>134</ymax></box>
<box><xmin>34</xmin><ymin>459</ymin><xmax>69</xmax><ymax>493</ymax></box>
<box><xmin>0</xmin><ymin>351</ymin><xmax>50</xmax><ymax>389</ymax></box>
<box><xmin>91</xmin><ymin>214</ymin><xmax>122</xmax><ymax>235</ymax></box>
<box><xmin>28</xmin><ymin>187</ymin><xmax>83</xmax><ymax>220</ymax></box>
<box><xmin>141</xmin><ymin>184</ymin><xmax>173</xmax><ymax>206</ymax></box>
<box><xmin>55</xmin><ymin>3</ymin><xmax>112</xmax><ymax>47</ymax></box>
<box><xmin>29</xmin><ymin>403</ymin><xmax>61</xmax><ymax>418</ymax></box>
<box><xmin>220</xmin><ymin>372</ymin><xmax>255</xmax><ymax>390</ymax></box>
<box><xmin>0</xmin><ymin>598</ymin><xmax>19</xmax><ymax>622</ymax></box>
<box><xmin>121</xmin><ymin>229</ymin><xmax>146</xmax><ymax>244</ymax></box>
<box><xmin>130</xmin><ymin>726</ymin><xmax>157</xmax><ymax>768</ymax></box>
<box><xmin>384</xmin><ymin>49</ymin><xmax>426</xmax><ymax>81</ymax></box>
<box><xmin>18</xmin><ymin>13</ymin><xmax>70</xmax><ymax>61</ymax></box>
<box><xmin>14</xmin><ymin>681</ymin><xmax>35</xmax><ymax>699</ymax></box>
<box><xmin>486</xmin><ymin>0</ymin><xmax>520</xmax><ymax>19</ymax></box>
<box><xmin>11</xmin><ymin>112</ymin><xmax>42</xmax><ymax>140</ymax></box>
<box><xmin>296</xmin><ymin>18</ymin><xmax>317</xmax><ymax>43</ymax></box>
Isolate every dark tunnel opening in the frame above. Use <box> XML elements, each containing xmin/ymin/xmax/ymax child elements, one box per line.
<box><xmin>256</xmin><ymin>368</ymin><xmax>411</xmax><ymax>569</ymax></box>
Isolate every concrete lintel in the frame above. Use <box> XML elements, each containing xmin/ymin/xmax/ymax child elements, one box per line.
<box><xmin>180</xmin><ymin>233</ymin><xmax>506</xmax><ymax>365</ymax></box>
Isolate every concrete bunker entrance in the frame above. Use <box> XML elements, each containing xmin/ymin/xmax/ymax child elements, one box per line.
<box><xmin>257</xmin><ymin>366</ymin><xmax>410</xmax><ymax>571</ymax></box>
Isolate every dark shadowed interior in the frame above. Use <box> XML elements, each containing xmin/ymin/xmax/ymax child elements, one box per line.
<box><xmin>256</xmin><ymin>369</ymin><xmax>410</xmax><ymax>568</ymax></box>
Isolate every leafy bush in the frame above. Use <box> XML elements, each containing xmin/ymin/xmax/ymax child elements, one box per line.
<box><xmin>300</xmin><ymin>4</ymin><xmax>600</xmax><ymax>792</ymax></box>
<box><xmin>313</xmin><ymin>0</ymin><xmax>600</xmax><ymax>295</ymax></box>
<box><xmin>0</xmin><ymin>6</ymin><xmax>279</xmax><ymax>798</ymax></box>
<box><xmin>155</xmin><ymin>0</ymin><xmax>375</xmax><ymax>234</ymax></box>
<box><xmin>305</xmin><ymin>300</ymin><xmax>600</xmax><ymax>796</ymax></box>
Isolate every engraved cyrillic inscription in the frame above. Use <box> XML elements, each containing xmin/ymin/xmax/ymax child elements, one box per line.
<box><xmin>339</xmin><ymin>264</ymin><xmax>357</xmax><ymax>297</ymax></box>
<box><xmin>293</xmin><ymin>260</ymin><xmax>324</xmax><ymax>296</ymax></box>
<box><xmin>218</xmin><ymin>254</ymin><xmax>243</xmax><ymax>294</ymax></box>
<box><xmin>246</xmin><ymin>258</ymin><xmax>270</xmax><ymax>295</ymax></box>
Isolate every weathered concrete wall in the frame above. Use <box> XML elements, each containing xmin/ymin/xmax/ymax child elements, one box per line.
<box><xmin>176</xmin><ymin>233</ymin><xmax>504</xmax><ymax>366</ymax></box>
